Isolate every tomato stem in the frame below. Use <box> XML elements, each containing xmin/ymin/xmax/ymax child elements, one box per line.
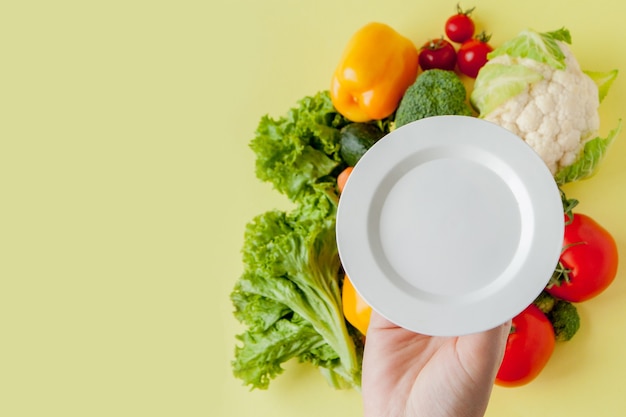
<box><xmin>560</xmin><ymin>188</ymin><xmax>579</xmax><ymax>225</ymax></box>
<box><xmin>456</xmin><ymin>3</ymin><xmax>475</xmax><ymax>15</ymax></box>
<box><xmin>475</xmin><ymin>31</ymin><xmax>492</xmax><ymax>43</ymax></box>
<box><xmin>547</xmin><ymin>262</ymin><xmax>571</xmax><ymax>288</ymax></box>
<box><xmin>424</xmin><ymin>37</ymin><xmax>447</xmax><ymax>50</ymax></box>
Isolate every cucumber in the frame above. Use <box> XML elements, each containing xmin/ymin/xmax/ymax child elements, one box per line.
<box><xmin>339</xmin><ymin>123</ymin><xmax>385</xmax><ymax>166</ymax></box>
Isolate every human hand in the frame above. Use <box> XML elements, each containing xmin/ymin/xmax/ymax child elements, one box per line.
<box><xmin>361</xmin><ymin>311</ymin><xmax>511</xmax><ymax>417</ymax></box>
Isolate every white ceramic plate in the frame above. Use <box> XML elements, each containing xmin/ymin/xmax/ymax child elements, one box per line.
<box><xmin>336</xmin><ymin>115</ymin><xmax>564</xmax><ymax>336</ymax></box>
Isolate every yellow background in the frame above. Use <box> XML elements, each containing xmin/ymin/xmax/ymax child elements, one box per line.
<box><xmin>2</xmin><ymin>0</ymin><xmax>625</xmax><ymax>416</ymax></box>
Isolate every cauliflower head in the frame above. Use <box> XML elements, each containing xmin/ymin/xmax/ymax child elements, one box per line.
<box><xmin>481</xmin><ymin>45</ymin><xmax>598</xmax><ymax>174</ymax></box>
<box><xmin>471</xmin><ymin>28</ymin><xmax>620</xmax><ymax>183</ymax></box>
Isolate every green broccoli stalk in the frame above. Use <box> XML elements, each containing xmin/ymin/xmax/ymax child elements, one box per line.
<box><xmin>533</xmin><ymin>291</ymin><xmax>557</xmax><ymax>314</ymax></box>
<box><xmin>394</xmin><ymin>69</ymin><xmax>473</xmax><ymax>128</ymax></box>
<box><xmin>533</xmin><ymin>291</ymin><xmax>580</xmax><ymax>341</ymax></box>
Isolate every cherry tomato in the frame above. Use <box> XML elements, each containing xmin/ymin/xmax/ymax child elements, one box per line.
<box><xmin>445</xmin><ymin>4</ymin><xmax>476</xmax><ymax>43</ymax></box>
<box><xmin>546</xmin><ymin>213</ymin><xmax>619</xmax><ymax>302</ymax></box>
<box><xmin>495</xmin><ymin>304</ymin><xmax>555</xmax><ymax>387</ymax></box>
<box><xmin>342</xmin><ymin>275</ymin><xmax>372</xmax><ymax>335</ymax></box>
<box><xmin>456</xmin><ymin>32</ymin><xmax>493</xmax><ymax>78</ymax></box>
<box><xmin>418</xmin><ymin>38</ymin><xmax>457</xmax><ymax>71</ymax></box>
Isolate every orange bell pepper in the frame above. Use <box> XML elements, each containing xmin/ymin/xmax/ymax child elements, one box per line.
<box><xmin>330</xmin><ymin>22</ymin><xmax>419</xmax><ymax>122</ymax></box>
<box><xmin>342</xmin><ymin>275</ymin><xmax>372</xmax><ymax>336</ymax></box>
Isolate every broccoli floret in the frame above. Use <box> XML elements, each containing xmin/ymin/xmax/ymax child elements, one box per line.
<box><xmin>533</xmin><ymin>291</ymin><xmax>580</xmax><ymax>341</ymax></box>
<box><xmin>533</xmin><ymin>291</ymin><xmax>557</xmax><ymax>314</ymax></box>
<box><xmin>548</xmin><ymin>300</ymin><xmax>581</xmax><ymax>342</ymax></box>
<box><xmin>394</xmin><ymin>69</ymin><xmax>473</xmax><ymax>128</ymax></box>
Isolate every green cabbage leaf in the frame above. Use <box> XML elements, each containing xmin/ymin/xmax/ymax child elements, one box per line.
<box><xmin>488</xmin><ymin>27</ymin><xmax>571</xmax><ymax>69</ymax></box>
<box><xmin>470</xmin><ymin>63</ymin><xmax>543</xmax><ymax>115</ymax></box>
<box><xmin>585</xmin><ymin>69</ymin><xmax>619</xmax><ymax>102</ymax></box>
<box><xmin>555</xmin><ymin>120</ymin><xmax>622</xmax><ymax>184</ymax></box>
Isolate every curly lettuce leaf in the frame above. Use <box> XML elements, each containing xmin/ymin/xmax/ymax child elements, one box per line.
<box><xmin>488</xmin><ymin>28</ymin><xmax>571</xmax><ymax>70</ymax></box>
<box><xmin>231</xmin><ymin>288</ymin><xmax>291</xmax><ymax>333</ymax></box>
<box><xmin>555</xmin><ymin>120</ymin><xmax>622</xmax><ymax>184</ymax></box>
<box><xmin>231</xmin><ymin>193</ymin><xmax>360</xmax><ymax>390</ymax></box>
<box><xmin>233</xmin><ymin>313</ymin><xmax>329</xmax><ymax>389</ymax></box>
<box><xmin>471</xmin><ymin>63</ymin><xmax>543</xmax><ymax>115</ymax></box>
<box><xmin>250</xmin><ymin>91</ymin><xmax>349</xmax><ymax>202</ymax></box>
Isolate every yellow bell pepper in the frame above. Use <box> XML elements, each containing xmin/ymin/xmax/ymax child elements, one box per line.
<box><xmin>342</xmin><ymin>275</ymin><xmax>372</xmax><ymax>336</ymax></box>
<box><xmin>330</xmin><ymin>22</ymin><xmax>419</xmax><ymax>122</ymax></box>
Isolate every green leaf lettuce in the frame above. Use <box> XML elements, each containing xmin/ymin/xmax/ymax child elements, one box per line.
<box><xmin>232</xmin><ymin>195</ymin><xmax>361</xmax><ymax>390</ymax></box>
<box><xmin>232</xmin><ymin>91</ymin><xmax>374</xmax><ymax>390</ymax></box>
<box><xmin>250</xmin><ymin>91</ymin><xmax>348</xmax><ymax>202</ymax></box>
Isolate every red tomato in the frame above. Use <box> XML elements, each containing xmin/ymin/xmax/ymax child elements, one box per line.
<box><xmin>546</xmin><ymin>213</ymin><xmax>619</xmax><ymax>302</ymax></box>
<box><xmin>418</xmin><ymin>38</ymin><xmax>457</xmax><ymax>71</ymax></box>
<box><xmin>495</xmin><ymin>305</ymin><xmax>555</xmax><ymax>387</ymax></box>
<box><xmin>444</xmin><ymin>5</ymin><xmax>475</xmax><ymax>43</ymax></box>
<box><xmin>456</xmin><ymin>33</ymin><xmax>493</xmax><ymax>78</ymax></box>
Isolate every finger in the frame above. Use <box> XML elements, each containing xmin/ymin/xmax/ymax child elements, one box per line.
<box><xmin>457</xmin><ymin>320</ymin><xmax>512</xmax><ymax>374</ymax></box>
<box><xmin>473</xmin><ymin>320</ymin><xmax>511</xmax><ymax>350</ymax></box>
<box><xmin>367</xmin><ymin>309</ymin><xmax>400</xmax><ymax>331</ymax></box>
